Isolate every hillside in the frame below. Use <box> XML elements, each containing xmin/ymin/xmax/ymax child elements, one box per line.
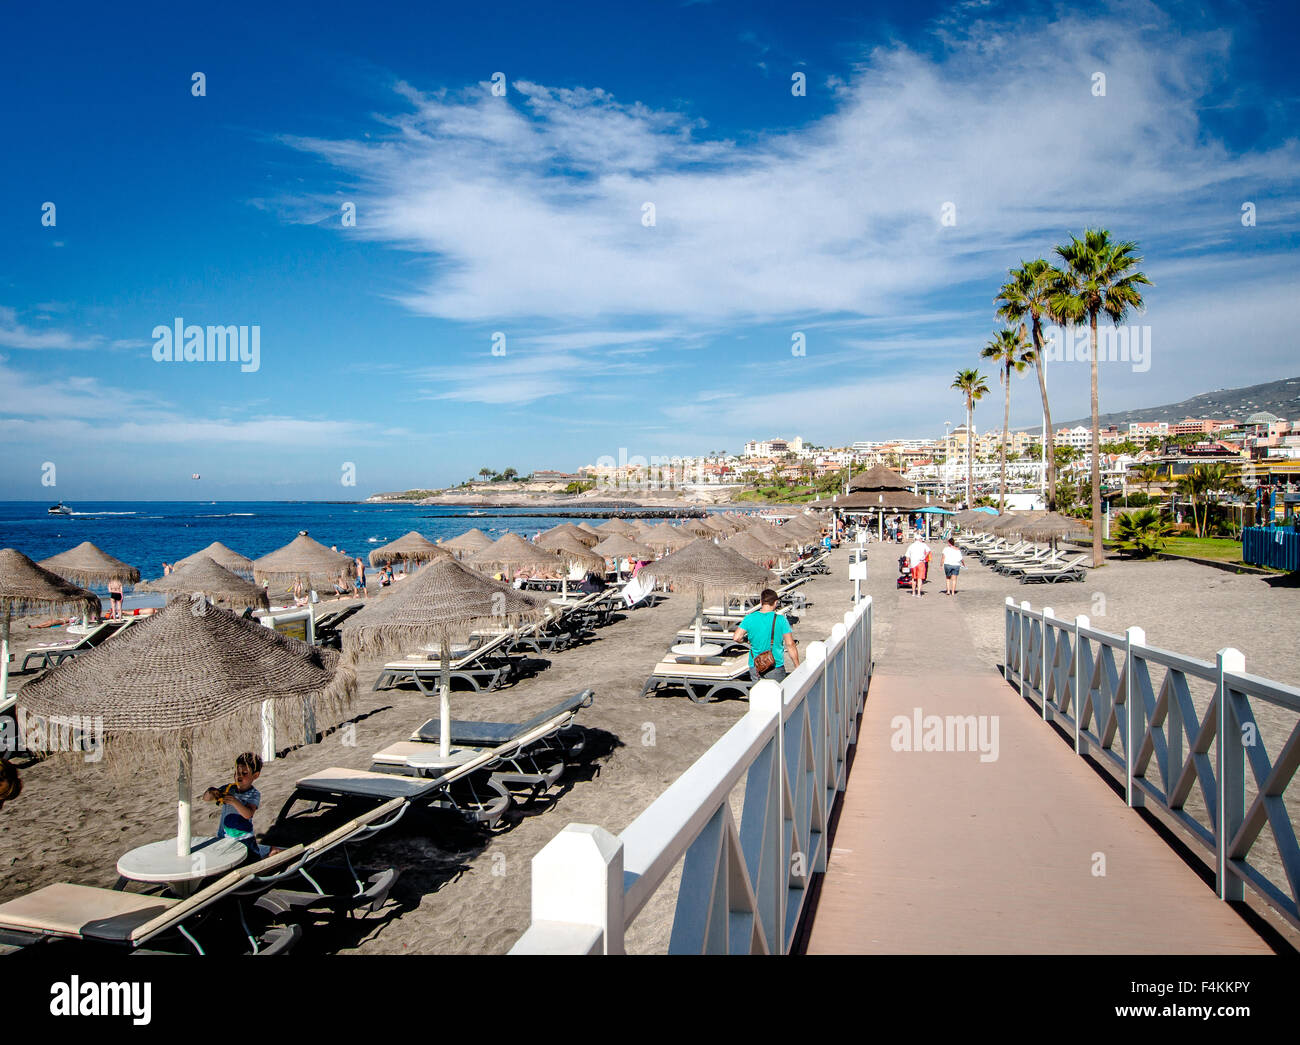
<box><xmin>1026</xmin><ymin>376</ymin><xmax>1300</xmax><ymax>433</ymax></box>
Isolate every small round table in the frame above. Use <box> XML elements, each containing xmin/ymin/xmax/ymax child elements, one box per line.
<box><xmin>116</xmin><ymin>835</ymin><xmax>249</xmax><ymax>896</ymax></box>
<box><xmin>398</xmin><ymin>746</ymin><xmax>479</xmax><ymax>774</ymax></box>
<box><xmin>671</xmin><ymin>642</ymin><xmax>723</xmax><ymax>662</ymax></box>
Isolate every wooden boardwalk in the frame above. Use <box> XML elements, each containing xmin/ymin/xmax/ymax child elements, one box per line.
<box><xmin>804</xmin><ymin>584</ymin><xmax>1275</xmax><ymax>954</ymax></box>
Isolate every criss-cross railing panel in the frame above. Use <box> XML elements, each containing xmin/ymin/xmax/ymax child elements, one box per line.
<box><xmin>1003</xmin><ymin>598</ymin><xmax>1300</xmax><ymax>933</ymax></box>
<box><xmin>512</xmin><ymin>597</ymin><xmax>875</xmax><ymax>954</ymax></box>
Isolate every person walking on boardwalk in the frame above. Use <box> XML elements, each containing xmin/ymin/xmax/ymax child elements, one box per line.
<box><xmin>941</xmin><ymin>538</ymin><xmax>963</xmax><ymax>595</ymax></box>
<box><xmin>734</xmin><ymin>588</ymin><xmax>801</xmax><ymax>683</ymax></box>
<box><xmin>905</xmin><ymin>534</ymin><xmax>930</xmax><ymax>598</ymax></box>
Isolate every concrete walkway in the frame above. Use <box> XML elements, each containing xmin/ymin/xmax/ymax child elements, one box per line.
<box><xmin>805</xmin><ymin>580</ymin><xmax>1275</xmax><ymax>954</ymax></box>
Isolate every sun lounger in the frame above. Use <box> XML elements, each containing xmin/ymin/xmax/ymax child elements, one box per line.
<box><xmin>311</xmin><ymin>603</ymin><xmax>364</xmax><ymax>648</ymax></box>
<box><xmin>640</xmin><ymin>651</ymin><xmax>755</xmax><ymax>704</ymax></box>
<box><xmin>1017</xmin><ymin>554</ymin><xmax>1089</xmax><ymax>583</ymax></box>
<box><xmin>20</xmin><ymin>618</ymin><xmax>133</xmax><ymax>671</ymax></box>
<box><xmin>252</xmin><ymin>800</ymin><xmax>405</xmax><ymax>925</ymax></box>
<box><xmin>408</xmin><ymin>690</ymin><xmax>594</xmax><ymax>750</ymax></box>
<box><xmin>373</xmin><ymin>630</ymin><xmax>519</xmax><ymax>693</ymax></box>
<box><xmin>374</xmin><ymin>691</ymin><xmax>595</xmax><ymax>805</ymax></box>
<box><xmin>619</xmin><ymin>573</ymin><xmax>662</xmax><ymax>608</ymax></box>
<box><xmin>980</xmin><ymin>540</ymin><xmax>1032</xmax><ymax>564</ymax></box>
<box><xmin>0</xmin><ymin>844</ymin><xmax>307</xmax><ymax>955</ymax></box>
<box><xmin>274</xmin><ymin>745</ymin><xmax>515</xmax><ymax>830</ymax></box>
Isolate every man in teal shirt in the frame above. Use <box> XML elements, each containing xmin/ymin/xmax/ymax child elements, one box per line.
<box><xmin>734</xmin><ymin>589</ymin><xmax>800</xmax><ymax>683</ymax></box>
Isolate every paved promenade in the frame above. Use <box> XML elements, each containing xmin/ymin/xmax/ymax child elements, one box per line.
<box><xmin>804</xmin><ymin>574</ymin><xmax>1276</xmax><ymax>954</ymax></box>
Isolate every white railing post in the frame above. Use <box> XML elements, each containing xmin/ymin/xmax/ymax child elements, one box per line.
<box><xmin>513</xmin><ymin>824</ymin><xmax>624</xmax><ymax>954</ymax></box>
<box><xmin>1074</xmin><ymin>615</ymin><xmax>1090</xmax><ymax>755</ymax></box>
<box><xmin>1216</xmin><ymin>647</ymin><xmax>1246</xmax><ymax>902</ymax></box>
<box><xmin>1019</xmin><ymin>601</ymin><xmax>1031</xmax><ymax>701</ymax></box>
<box><xmin>1124</xmin><ymin>627</ymin><xmax>1146</xmax><ymax>808</ymax></box>
<box><xmin>1041</xmin><ymin>607</ymin><xmax>1053</xmax><ymax>717</ymax></box>
<box><xmin>1005</xmin><ymin>597</ymin><xmax>1015</xmax><ymax>680</ymax></box>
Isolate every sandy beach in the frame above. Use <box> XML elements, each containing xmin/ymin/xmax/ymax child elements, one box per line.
<box><xmin>4</xmin><ymin>542</ymin><xmax>1298</xmax><ymax>953</ymax></box>
<box><xmin>0</xmin><ymin>559</ymin><xmax>852</xmax><ymax>954</ymax></box>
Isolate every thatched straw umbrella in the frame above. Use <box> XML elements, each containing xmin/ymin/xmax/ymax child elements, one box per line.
<box><xmin>992</xmin><ymin>510</ymin><xmax>1046</xmax><ymax>537</ymax></box>
<box><xmin>595</xmin><ymin>518</ymin><xmax>637</xmax><ymax>536</ymax></box>
<box><xmin>590</xmin><ymin>534</ymin><xmax>654</xmax><ymax>579</ymax></box>
<box><xmin>744</xmin><ymin>523</ymin><xmax>788</xmax><ymax>551</ymax></box>
<box><xmin>439</xmin><ymin>528</ymin><xmax>495</xmax><ymax>560</ymax></box>
<box><xmin>38</xmin><ymin>541</ymin><xmax>140</xmax><ymax>587</ymax></box>
<box><xmin>965</xmin><ymin>511</ymin><xmax>1002</xmax><ymax>533</ymax></box>
<box><xmin>253</xmin><ymin>532</ymin><xmax>354</xmax><ymax>587</ymax></box>
<box><xmin>538</xmin><ymin>535</ymin><xmax>605</xmax><ymax>598</ymax></box>
<box><xmin>679</xmin><ymin>517</ymin><xmax>718</xmax><ymax>538</ymax></box>
<box><xmin>467</xmin><ymin>532</ymin><xmax>562</xmax><ymax>581</ymax></box>
<box><xmin>643</xmin><ymin>522</ymin><xmax>691</xmax><ymax>554</ymax></box>
<box><xmin>575</xmin><ymin>522</ymin><xmax>601</xmax><ymax>536</ymax></box>
<box><xmin>725</xmin><ymin>531</ymin><xmax>785</xmax><ymax>569</ymax></box>
<box><xmin>536</xmin><ymin>523</ymin><xmax>599</xmax><ymax>549</ymax></box>
<box><xmin>368</xmin><ymin>531</ymin><xmax>452</xmax><ymax>569</ymax></box>
<box><xmin>848</xmin><ymin>464</ymin><xmax>911</xmax><ymax>491</ymax></box>
<box><xmin>642</xmin><ymin>539</ymin><xmax>774</xmax><ymax>649</ymax></box>
<box><xmin>1020</xmin><ymin>512</ymin><xmax>1087</xmax><ymax>558</ymax></box>
<box><xmin>138</xmin><ymin>556</ymin><xmax>270</xmax><ymax>613</ymax></box>
<box><xmin>0</xmin><ymin>549</ymin><xmax>100</xmax><ymax>711</ymax></box>
<box><xmin>173</xmin><ymin>541</ymin><xmax>254</xmax><ymax>577</ymax></box>
<box><xmin>20</xmin><ymin>599</ymin><xmax>353</xmax><ymax>858</ymax></box>
<box><xmin>341</xmin><ymin>560</ymin><xmax>548</xmax><ymax>757</ymax></box>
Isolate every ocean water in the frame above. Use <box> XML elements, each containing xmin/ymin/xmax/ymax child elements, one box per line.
<box><xmin>0</xmin><ymin>501</ymin><xmax>694</xmax><ymax>601</ymax></box>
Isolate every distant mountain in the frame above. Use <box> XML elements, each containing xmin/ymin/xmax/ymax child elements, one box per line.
<box><xmin>1024</xmin><ymin>376</ymin><xmax>1300</xmax><ymax>433</ymax></box>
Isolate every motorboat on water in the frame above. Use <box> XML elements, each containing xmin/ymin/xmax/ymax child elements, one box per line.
<box><xmin>47</xmin><ymin>502</ymin><xmax>72</xmax><ymax>515</ymax></box>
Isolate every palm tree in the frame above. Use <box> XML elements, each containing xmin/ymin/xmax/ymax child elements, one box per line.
<box><xmin>478</xmin><ymin>467</ymin><xmax>493</xmax><ymax>481</ymax></box>
<box><xmin>951</xmin><ymin>368</ymin><xmax>990</xmax><ymax>508</ymax></box>
<box><xmin>1049</xmin><ymin>230</ymin><xmax>1152</xmax><ymax>566</ymax></box>
<box><xmin>1114</xmin><ymin>507</ymin><xmax>1174</xmax><ymax>558</ymax></box>
<box><xmin>980</xmin><ymin>328</ymin><xmax>1031</xmax><ymax>514</ymax></box>
<box><xmin>1184</xmin><ymin>462</ymin><xmax>1241</xmax><ymax>536</ymax></box>
<box><xmin>1133</xmin><ymin>462</ymin><xmax>1163</xmax><ymax>499</ymax></box>
<box><xmin>997</xmin><ymin>259</ymin><xmax>1065</xmax><ymax>510</ymax></box>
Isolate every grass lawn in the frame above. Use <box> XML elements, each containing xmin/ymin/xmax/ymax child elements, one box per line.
<box><xmin>1158</xmin><ymin>537</ymin><xmax>1246</xmax><ymax>563</ymax></box>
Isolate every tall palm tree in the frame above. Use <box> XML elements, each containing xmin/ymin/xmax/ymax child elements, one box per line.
<box><xmin>951</xmin><ymin>368</ymin><xmax>990</xmax><ymax>508</ymax></box>
<box><xmin>997</xmin><ymin>259</ymin><xmax>1065</xmax><ymax>510</ymax></box>
<box><xmin>1049</xmin><ymin>230</ymin><xmax>1152</xmax><ymax>566</ymax></box>
<box><xmin>980</xmin><ymin>328</ymin><xmax>1031</xmax><ymax>513</ymax></box>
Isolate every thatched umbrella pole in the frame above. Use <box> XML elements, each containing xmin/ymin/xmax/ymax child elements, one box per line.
<box><xmin>439</xmin><ymin>634</ymin><xmax>452</xmax><ymax>758</ymax></box>
<box><xmin>177</xmin><ymin>742</ymin><xmax>193</xmax><ymax>857</ymax></box>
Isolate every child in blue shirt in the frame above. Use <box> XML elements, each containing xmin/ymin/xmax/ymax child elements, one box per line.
<box><xmin>203</xmin><ymin>752</ymin><xmax>270</xmax><ymax>858</ymax></box>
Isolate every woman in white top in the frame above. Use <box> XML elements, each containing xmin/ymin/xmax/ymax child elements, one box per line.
<box><xmin>941</xmin><ymin>538</ymin><xmax>963</xmax><ymax>595</ymax></box>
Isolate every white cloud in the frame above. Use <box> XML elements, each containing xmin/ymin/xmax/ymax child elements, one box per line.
<box><xmin>281</xmin><ymin>6</ymin><xmax>1298</xmax><ymax>335</ymax></box>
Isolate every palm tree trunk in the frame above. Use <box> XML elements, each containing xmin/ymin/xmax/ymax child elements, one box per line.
<box><xmin>1029</xmin><ymin>317</ymin><xmax>1056</xmax><ymax>510</ymax></box>
<box><xmin>1089</xmin><ymin>312</ymin><xmax>1103</xmax><ymax>567</ymax></box>
<box><xmin>966</xmin><ymin>396</ymin><xmax>974</xmax><ymax>507</ymax></box>
<box><xmin>999</xmin><ymin>363</ymin><xmax>1010</xmax><ymax>513</ymax></box>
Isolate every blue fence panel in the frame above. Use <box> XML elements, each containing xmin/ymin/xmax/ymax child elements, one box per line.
<box><xmin>1242</xmin><ymin>526</ymin><xmax>1300</xmax><ymax>572</ymax></box>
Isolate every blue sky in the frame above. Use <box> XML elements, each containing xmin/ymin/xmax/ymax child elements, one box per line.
<box><xmin>2</xmin><ymin>0</ymin><xmax>1297</xmax><ymax>499</ymax></box>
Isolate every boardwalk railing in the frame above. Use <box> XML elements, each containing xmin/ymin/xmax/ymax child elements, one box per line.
<box><xmin>1005</xmin><ymin>597</ymin><xmax>1300</xmax><ymax>931</ymax></box>
<box><xmin>510</xmin><ymin>597</ymin><xmax>873</xmax><ymax>954</ymax></box>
